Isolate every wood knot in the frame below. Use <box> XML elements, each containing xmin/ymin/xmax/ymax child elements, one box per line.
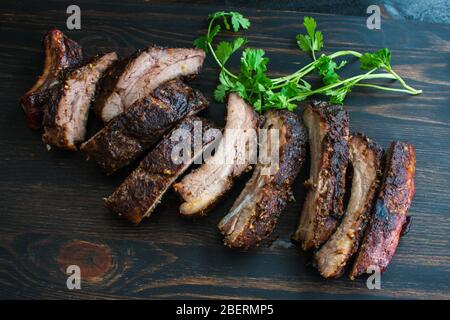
<box><xmin>56</xmin><ymin>240</ymin><xmax>112</xmax><ymax>282</ymax></box>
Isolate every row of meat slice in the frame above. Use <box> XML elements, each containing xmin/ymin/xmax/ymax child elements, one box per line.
<box><xmin>314</xmin><ymin>133</ymin><xmax>384</xmax><ymax>278</ymax></box>
<box><xmin>101</xmin><ymin>95</ymin><xmax>416</xmax><ymax>277</ymax></box>
<box><xmin>105</xmin><ymin>93</ymin><xmax>308</xmax><ymax>250</ymax></box>
<box><xmin>293</xmin><ymin>101</ymin><xmax>416</xmax><ymax>279</ymax></box>
<box><xmin>102</xmin><ymin>96</ymin><xmax>243</xmax><ymax>223</ymax></box>
<box><xmin>103</xmin><ymin>93</ymin><xmax>253</xmax><ymax>217</ymax></box>
<box><xmin>20</xmin><ymin>29</ymin><xmax>206</xmax><ymax>152</ymax></box>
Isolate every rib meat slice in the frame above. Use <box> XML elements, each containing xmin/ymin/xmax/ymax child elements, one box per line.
<box><xmin>105</xmin><ymin>116</ymin><xmax>220</xmax><ymax>224</ymax></box>
<box><xmin>20</xmin><ymin>28</ymin><xmax>83</xmax><ymax>129</ymax></box>
<box><xmin>42</xmin><ymin>52</ymin><xmax>118</xmax><ymax>150</ymax></box>
<box><xmin>173</xmin><ymin>93</ymin><xmax>260</xmax><ymax>217</ymax></box>
<box><xmin>80</xmin><ymin>80</ymin><xmax>208</xmax><ymax>174</ymax></box>
<box><xmin>350</xmin><ymin>141</ymin><xmax>415</xmax><ymax>279</ymax></box>
<box><xmin>218</xmin><ymin>110</ymin><xmax>307</xmax><ymax>249</ymax></box>
<box><xmin>292</xmin><ymin>101</ymin><xmax>349</xmax><ymax>250</ymax></box>
<box><xmin>94</xmin><ymin>46</ymin><xmax>206</xmax><ymax>122</ymax></box>
<box><xmin>314</xmin><ymin>134</ymin><xmax>383</xmax><ymax>278</ymax></box>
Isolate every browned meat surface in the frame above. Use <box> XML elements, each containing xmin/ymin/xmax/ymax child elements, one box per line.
<box><xmin>350</xmin><ymin>141</ymin><xmax>416</xmax><ymax>279</ymax></box>
<box><xmin>292</xmin><ymin>101</ymin><xmax>349</xmax><ymax>250</ymax></box>
<box><xmin>93</xmin><ymin>46</ymin><xmax>206</xmax><ymax>123</ymax></box>
<box><xmin>314</xmin><ymin>134</ymin><xmax>383</xmax><ymax>278</ymax></box>
<box><xmin>173</xmin><ymin>93</ymin><xmax>260</xmax><ymax>217</ymax></box>
<box><xmin>105</xmin><ymin>116</ymin><xmax>220</xmax><ymax>224</ymax></box>
<box><xmin>218</xmin><ymin>110</ymin><xmax>307</xmax><ymax>249</ymax></box>
<box><xmin>42</xmin><ymin>52</ymin><xmax>118</xmax><ymax>150</ymax></box>
<box><xmin>80</xmin><ymin>80</ymin><xmax>208</xmax><ymax>174</ymax></box>
<box><xmin>20</xmin><ymin>28</ymin><xmax>83</xmax><ymax>129</ymax></box>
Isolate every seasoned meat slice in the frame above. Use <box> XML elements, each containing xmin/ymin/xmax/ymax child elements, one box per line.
<box><xmin>350</xmin><ymin>141</ymin><xmax>416</xmax><ymax>279</ymax></box>
<box><xmin>42</xmin><ymin>52</ymin><xmax>118</xmax><ymax>150</ymax></box>
<box><xmin>94</xmin><ymin>46</ymin><xmax>206</xmax><ymax>122</ymax></box>
<box><xmin>218</xmin><ymin>110</ymin><xmax>307</xmax><ymax>249</ymax></box>
<box><xmin>20</xmin><ymin>28</ymin><xmax>83</xmax><ymax>129</ymax></box>
<box><xmin>173</xmin><ymin>93</ymin><xmax>260</xmax><ymax>217</ymax></box>
<box><xmin>80</xmin><ymin>80</ymin><xmax>208</xmax><ymax>174</ymax></box>
<box><xmin>314</xmin><ymin>134</ymin><xmax>383</xmax><ymax>278</ymax></box>
<box><xmin>292</xmin><ymin>101</ymin><xmax>349</xmax><ymax>250</ymax></box>
<box><xmin>105</xmin><ymin>116</ymin><xmax>220</xmax><ymax>224</ymax></box>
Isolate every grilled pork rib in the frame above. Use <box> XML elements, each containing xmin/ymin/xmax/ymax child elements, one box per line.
<box><xmin>105</xmin><ymin>116</ymin><xmax>220</xmax><ymax>224</ymax></box>
<box><xmin>314</xmin><ymin>134</ymin><xmax>383</xmax><ymax>278</ymax></box>
<box><xmin>350</xmin><ymin>141</ymin><xmax>415</xmax><ymax>279</ymax></box>
<box><xmin>20</xmin><ymin>28</ymin><xmax>83</xmax><ymax>129</ymax></box>
<box><xmin>218</xmin><ymin>110</ymin><xmax>307</xmax><ymax>249</ymax></box>
<box><xmin>94</xmin><ymin>47</ymin><xmax>206</xmax><ymax>123</ymax></box>
<box><xmin>173</xmin><ymin>93</ymin><xmax>260</xmax><ymax>217</ymax></box>
<box><xmin>293</xmin><ymin>101</ymin><xmax>349</xmax><ymax>250</ymax></box>
<box><xmin>81</xmin><ymin>80</ymin><xmax>208</xmax><ymax>174</ymax></box>
<box><xmin>42</xmin><ymin>52</ymin><xmax>118</xmax><ymax>150</ymax></box>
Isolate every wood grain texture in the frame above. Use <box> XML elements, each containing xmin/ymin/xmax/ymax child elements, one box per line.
<box><xmin>0</xmin><ymin>0</ymin><xmax>449</xmax><ymax>299</ymax></box>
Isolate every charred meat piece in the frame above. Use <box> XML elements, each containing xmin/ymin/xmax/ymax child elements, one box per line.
<box><xmin>218</xmin><ymin>110</ymin><xmax>307</xmax><ymax>249</ymax></box>
<box><xmin>94</xmin><ymin>46</ymin><xmax>206</xmax><ymax>123</ymax></box>
<box><xmin>105</xmin><ymin>116</ymin><xmax>220</xmax><ymax>224</ymax></box>
<box><xmin>20</xmin><ymin>28</ymin><xmax>83</xmax><ymax>129</ymax></box>
<box><xmin>350</xmin><ymin>141</ymin><xmax>416</xmax><ymax>279</ymax></box>
<box><xmin>80</xmin><ymin>80</ymin><xmax>208</xmax><ymax>174</ymax></box>
<box><xmin>173</xmin><ymin>93</ymin><xmax>260</xmax><ymax>217</ymax></box>
<box><xmin>314</xmin><ymin>134</ymin><xmax>383</xmax><ymax>278</ymax></box>
<box><xmin>42</xmin><ymin>52</ymin><xmax>118</xmax><ymax>150</ymax></box>
<box><xmin>292</xmin><ymin>101</ymin><xmax>349</xmax><ymax>250</ymax></box>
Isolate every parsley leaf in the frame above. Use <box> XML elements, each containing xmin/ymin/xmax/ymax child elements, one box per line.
<box><xmin>207</xmin><ymin>11</ymin><xmax>250</xmax><ymax>32</ymax></box>
<box><xmin>360</xmin><ymin>48</ymin><xmax>391</xmax><ymax>70</ymax></box>
<box><xmin>230</xmin><ymin>12</ymin><xmax>250</xmax><ymax>32</ymax></box>
<box><xmin>241</xmin><ymin>48</ymin><xmax>268</xmax><ymax>73</ymax></box>
<box><xmin>296</xmin><ymin>16</ymin><xmax>323</xmax><ymax>59</ymax></box>
<box><xmin>193</xmin><ymin>36</ymin><xmax>208</xmax><ymax>52</ymax></box>
<box><xmin>209</xmin><ymin>24</ymin><xmax>221</xmax><ymax>39</ymax></box>
<box><xmin>194</xmin><ymin>24</ymin><xmax>221</xmax><ymax>53</ymax></box>
<box><xmin>214</xmin><ymin>71</ymin><xmax>236</xmax><ymax>102</ymax></box>
<box><xmin>222</xmin><ymin>16</ymin><xmax>231</xmax><ymax>30</ymax></box>
<box><xmin>232</xmin><ymin>81</ymin><xmax>248</xmax><ymax>99</ymax></box>
<box><xmin>215</xmin><ymin>37</ymin><xmax>247</xmax><ymax>65</ymax></box>
<box><xmin>253</xmin><ymin>99</ymin><xmax>262</xmax><ymax>113</ymax></box>
<box><xmin>316</xmin><ymin>55</ymin><xmax>347</xmax><ymax>85</ymax></box>
<box><xmin>239</xmin><ymin>48</ymin><xmax>271</xmax><ymax>95</ymax></box>
<box><xmin>214</xmin><ymin>83</ymin><xmax>229</xmax><ymax>102</ymax></box>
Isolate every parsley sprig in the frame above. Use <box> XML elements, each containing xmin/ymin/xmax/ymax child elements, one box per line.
<box><xmin>296</xmin><ymin>16</ymin><xmax>323</xmax><ymax>60</ymax></box>
<box><xmin>194</xmin><ymin>12</ymin><xmax>422</xmax><ymax>112</ymax></box>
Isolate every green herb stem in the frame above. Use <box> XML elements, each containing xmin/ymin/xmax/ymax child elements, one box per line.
<box><xmin>288</xmin><ymin>71</ymin><xmax>400</xmax><ymax>101</ymax></box>
<box><xmin>387</xmin><ymin>68</ymin><xmax>422</xmax><ymax>94</ymax></box>
<box><xmin>206</xmin><ymin>15</ymin><xmax>239</xmax><ymax>80</ymax></box>
<box><xmin>354</xmin><ymin>83</ymin><xmax>420</xmax><ymax>94</ymax></box>
<box><xmin>271</xmin><ymin>50</ymin><xmax>362</xmax><ymax>85</ymax></box>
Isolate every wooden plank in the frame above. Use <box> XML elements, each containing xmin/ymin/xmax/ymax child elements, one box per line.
<box><xmin>0</xmin><ymin>0</ymin><xmax>449</xmax><ymax>299</ymax></box>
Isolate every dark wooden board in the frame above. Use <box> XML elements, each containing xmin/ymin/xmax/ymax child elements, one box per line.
<box><xmin>1</xmin><ymin>0</ymin><xmax>450</xmax><ymax>299</ymax></box>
